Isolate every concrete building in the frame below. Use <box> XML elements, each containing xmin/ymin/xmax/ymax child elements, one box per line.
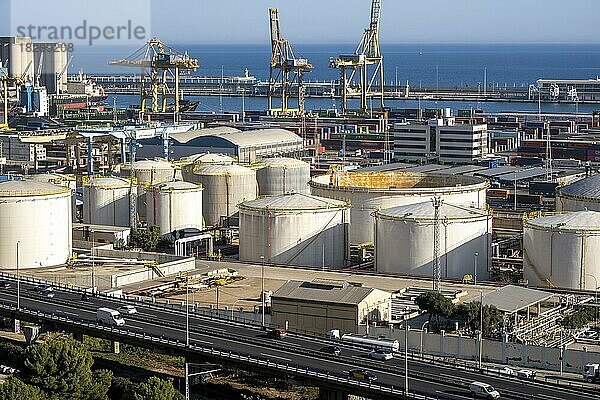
<box><xmin>393</xmin><ymin>118</ymin><xmax>488</xmax><ymax>164</ymax></box>
<box><xmin>137</xmin><ymin>128</ymin><xmax>303</xmax><ymax>164</ymax></box>
<box><xmin>271</xmin><ymin>279</ymin><xmax>391</xmax><ymax>335</ymax></box>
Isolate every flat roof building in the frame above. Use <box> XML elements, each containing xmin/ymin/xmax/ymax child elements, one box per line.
<box><xmin>271</xmin><ymin>279</ymin><xmax>391</xmax><ymax>335</ymax></box>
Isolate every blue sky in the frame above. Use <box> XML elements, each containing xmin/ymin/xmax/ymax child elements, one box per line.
<box><xmin>149</xmin><ymin>0</ymin><xmax>600</xmax><ymax>44</ymax></box>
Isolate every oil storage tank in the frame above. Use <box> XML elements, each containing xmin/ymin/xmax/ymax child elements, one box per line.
<box><xmin>146</xmin><ymin>181</ymin><xmax>203</xmax><ymax>235</ymax></box>
<box><xmin>556</xmin><ymin>175</ymin><xmax>600</xmax><ymax>212</ymax></box>
<box><xmin>182</xmin><ymin>163</ymin><xmax>257</xmax><ymax>226</ymax></box>
<box><xmin>239</xmin><ymin>193</ymin><xmax>349</xmax><ymax>268</ymax></box>
<box><xmin>309</xmin><ymin>171</ymin><xmax>488</xmax><ymax>244</ymax></box>
<box><xmin>523</xmin><ymin>211</ymin><xmax>600</xmax><ymax>290</ymax></box>
<box><xmin>83</xmin><ymin>177</ymin><xmax>133</xmax><ymax>227</ymax></box>
<box><xmin>120</xmin><ymin>159</ymin><xmax>176</xmax><ymax>186</ymax></box>
<box><xmin>120</xmin><ymin>159</ymin><xmax>176</xmax><ymax>221</ymax></box>
<box><xmin>29</xmin><ymin>173</ymin><xmax>77</xmax><ymax>221</ymax></box>
<box><xmin>256</xmin><ymin>157</ymin><xmax>310</xmax><ymax>196</ymax></box>
<box><xmin>0</xmin><ymin>180</ymin><xmax>72</xmax><ymax>269</ymax></box>
<box><xmin>374</xmin><ymin>202</ymin><xmax>491</xmax><ymax>279</ymax></box>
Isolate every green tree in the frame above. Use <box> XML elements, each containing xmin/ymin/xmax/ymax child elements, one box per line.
<box><xmin>0</xmin><ymin>340</ymin><xmax>24</xmax><ymax>368</ymax></box>
<box><xmin>131</xmin><ymin>226</ymin><xmax>161</xmax><ymax>252</ymax></box>
<box><xmin>0</xmin><ymin>377</ymin><xmax>45</xmax><ymax>400</ymax></box>
<box><xmin>415</xmin><ymin>290</ymin><xmax>455</xmax><ymax>329</ymax></box>
<box><xmin>454</xmin><ymin>302</ymin><xmax>503</xmax><ymax>337</ymax></box>
<box><xmin>22</xmin><ymin>336</ymin><xmax>110</xmax><ymax>400</ymax></box>
<box><xmin>134</xmin><ymin>376</ymin><xmax>183</xmax><ymax>400</ymax></box>
<box><xmin>108</xmin><ymin>376</ymin><xmax>136</xmax><ymax>400</ymax></box>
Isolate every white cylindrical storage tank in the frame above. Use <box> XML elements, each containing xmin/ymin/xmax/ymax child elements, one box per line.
<box><xmin>523</xmin><ymin>211</ymin><xmax>600</xmax><ymax>290</ymax></box>
<box><xmin>182</xmin><ymin>153</ymin><xmax>235</xmax><ymax>166</ymax></box>
<box><xmin>374</xmin><ymin>202</ymin><xmax>491</xmax><ymax>279</ymax></box>
<box><xmin>239</xmin><ymin>193</ymin><xmax>350</xmax><ymax>268</ymax></box>
<box><xmin>120</xmin><ymin>160</ymin><xmax>176</xmax><ymax>222</ymax></box>
<box><xmin>256</xmin><ymin>157</ymin><xmax>311</xmax><ymax>196</ymax></box>
<box><xmin>83</xmin><ymin>177</ymin><xmax>132</xmax><ymax>227</ymax></box>
<box><xmin>146</xmin><ymin>181</ymin><xmax>203</xmax><ymax>235</ymax></box>
<box><xmin>309</xmin><ymin>171</ymin><xmax>488</xmax><ymax>245</ymax></box>
<box><xmin>29</xmin><ymin>173</ymin><xmax>77</xmax><ymax>222</ymax></box>
<box><xmin>182</xmin><ymin>163</ymin><xmax>257</xmax><ymax>226</ymax></box>
<box><xmin>120</xmin><ymin>159</ymin><xmax>176</xmax><ymax>186</ymax></box>
<box><xmin>0</xmin><ymin>180</ymin><xmax>72</xmax><ymax>269</ymax></box>
<box><xmin>556</xmin><ymin>175</ymin><xmax>600</xmax><ymax>212</ymax></box>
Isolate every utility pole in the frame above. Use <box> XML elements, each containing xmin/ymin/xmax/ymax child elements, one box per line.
<box><xmin>432</xmin><ymin>197</ymin><xmax>443</xmax><ymax>292</ymax></box>
<box><xmin>473</xmin><ymin>252</ymin><xmax>479</xmax><ymax>285</ymax></box>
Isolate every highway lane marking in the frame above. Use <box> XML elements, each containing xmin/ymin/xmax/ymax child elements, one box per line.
<box><xmin>260</xmin><ymin>354</ymin><xmax>291</xmax><ymax>362</ymax></box>
<box><xmin>435</xmin><ymin>390</ymin><xmax>472</xmax><ymax>400</ymax></box>
<box><xmin>58</xmin><ymin>310</ymin><xmax>79</xmax><ymax>316</ymax></box>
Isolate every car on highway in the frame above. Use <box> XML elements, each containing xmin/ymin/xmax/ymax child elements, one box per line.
<box><xmin>118</xmin><ymin>305</ymin><xmax>137</xmax><ymax>315</ymax></box>
<box><xmin>368</xmin><ymin>349</ymin><xmax>394</xmax><ymax>360</ymax></box>
<box><xmin>0</xmin><ymin>280</ymin><xmax>10</xmax><ymax>289</ymax></box>
<box><xmin>516</xmin><ymin>369</ymin><xmax>536</xmax><ymax>380</ymax></box>
<box><xmin>266</xmin><ymin>328</ymin><xmax>287</xmax><ymax>339</ymax></box>
<box><xmin>348</xmin><ymin>369</ymin><xmax>377</xmax><ymax>382</ymax></box>
<box><xmin>33</xmin><ymin>285</ymin><xmax>54</xmax><ymax>298</ymax></box>
<box><xmin>319</xmin><ymin>345</ymin><xmax>341</xmax><ymax>356</ymax></box>
<box><xmin>469</xmin><ymin>381</ymin><xmax>500</xmax><ymax>399</ymax></box>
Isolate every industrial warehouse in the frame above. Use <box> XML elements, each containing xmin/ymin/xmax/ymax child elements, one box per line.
<box><xmin>0</xmin><ymin>1</ymin><xmax>600</xmax><ymax>399</ymax></box>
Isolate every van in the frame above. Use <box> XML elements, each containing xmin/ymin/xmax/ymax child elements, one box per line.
<box><xmin>469</xmin><ymin>381</ymin><xmax>500</xmax><ymax>399</ymax></box>
<box><xmin>96</xmin><ymin>307</ymin><xmax>125</xmax><ymax>326</ymax></box>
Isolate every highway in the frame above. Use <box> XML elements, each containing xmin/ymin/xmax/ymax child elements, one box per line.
<box><xmin>0</xmin><ymin>275</ymin><xmax>596</xmax><ymax>400</ymax></box>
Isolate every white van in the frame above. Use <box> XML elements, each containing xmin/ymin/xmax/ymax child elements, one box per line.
<box><xmin>469</xmin><ymin>381</ymin><xmax>500</xmax><ymax>399</ymax></box>
<box><xmin>96</xmin><ymin>307</ymin><xmax>125</xmax><ymax>326</ymax></box>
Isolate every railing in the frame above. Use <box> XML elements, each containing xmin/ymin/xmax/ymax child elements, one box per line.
<box><xmin>0</xmin><ymin>271</ymin><xmax>595</xmax><ymax>396</ymax></box>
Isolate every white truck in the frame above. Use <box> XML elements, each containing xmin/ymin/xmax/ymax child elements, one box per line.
<box><xmin>96</xmin><ymin>307</ymin><xmax>125</xmax><ymax>326</ymax></box>
<box><xmin>584</xmin><ymin>363</ymin><xmax>600</xmax><ymax>382</ymax></box>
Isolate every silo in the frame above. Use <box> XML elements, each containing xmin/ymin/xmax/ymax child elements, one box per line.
<box><xmin>239</xmin><ymin>193</ymin><xmax>349</xmax><ymax>267</ymax></box>
<box><xmin>256</xmin><ymin>157</ymin><xmax>310</xmax><ymax>196</ymax></box>
<box><xmin>556</xmin><ymin>175</ymin><xmax>600</xmax><ymax>212</ymax></box>
<box><xmin>523</xmin><ymin>211</ymin><xmax>600</xmax><ymax>290</ymax></box>
<box><xmin>120</xmin><ymin>160</ymin><xmax>176</xmax><ymax>222</ymax></box>
<box><xmin>0</xmin><ymin>180</ymin><xmax>72</xmax><ymax>269</ymax></box>
<box><xmin>182</xmin><ymin>163</ymin><xmax>257</xmax><ymax>226</ymax></box>
<box><xmin>374</xmin><ymin>202</ymin><xmax>491</xmax><ymax>279</ymax></box>
<box><xmin>309</xmin><ymin>171</ymin><xmax>488</xmax><ymax>244</ymax></box>
<box><xmin>83</xmin><ymin>177</ymin><xmax>133</xmax><ymax>227</ymax></box>
<box><xmin>146</xmin><ymin>181</ymin><xmax>203</xmax><ymax>235</ymax></box>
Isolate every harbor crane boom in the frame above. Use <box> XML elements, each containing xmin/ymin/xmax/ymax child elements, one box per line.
<box><xmin>109</xmin><ymin>38</ymin><xmax>198</xmax><ymax>119</ymax></box>
<box><xmin>268</xmin><ymin>8</ymin><xmax>313</xmax><ymax>117</ymax></box>
<box><xmin>330</xmin><ymin>0</ymin><xmax>384</xmax><ymax>114</ymax></box>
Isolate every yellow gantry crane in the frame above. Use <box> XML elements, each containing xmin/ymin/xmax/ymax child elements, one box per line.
<box><xmin>109</xmin><ymin>39</ymin><xmax>198</xmax><ymax>118</ymax></box>
<box><xmin>330</xmin><ymin>0</ymin><xmax>384</xmax><ymax>114</ymax></box>
<box><xmin>268</xmin><ymin>8</ymin><xmax>313</xmax><ymax>117</ymax></box>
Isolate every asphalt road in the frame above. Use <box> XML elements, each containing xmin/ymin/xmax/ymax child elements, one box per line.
<box><xmin>0</xmin><ymin>276</ymin><xmax>595</xmax><ymax>400</ymax></box>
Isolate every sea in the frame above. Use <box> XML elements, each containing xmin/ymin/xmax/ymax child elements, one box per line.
<box><xmin>70</xmin><ymin>43</ymin><xmax>600</xmax><ymax>115</ymax></box>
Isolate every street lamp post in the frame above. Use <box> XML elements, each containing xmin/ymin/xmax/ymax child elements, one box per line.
<box><xmin>404</xmin><ymin>321</ymin><xmax>409</xmax><ymax>395</ymax></box>
<box><xmin>478</xmin><ymin>290</ymin><xmax>484</xmax><ymax>370</ymax></box>
<box><xmin>420</xmin><ymin>320</ymin><xmax>429</xmax><ymax>358</ymax></box>
<box><xmin>473</xmin><ymin>252</ymin><xmax>479</xmax><ymax>285</ymax></box>
<box><xmin>186</xmin><ymin>273</ymin><xmax>190</xmax><ymax>348</ymax></box>
<box><xmin>16</xmin><ymin>241</ymin><xmax>20</xmax><ymax>310</ymax></box>
<box><xmin>260</xmin><ymin>256</ymin><xmax>265</xmax><ymax>329</ymax></box>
